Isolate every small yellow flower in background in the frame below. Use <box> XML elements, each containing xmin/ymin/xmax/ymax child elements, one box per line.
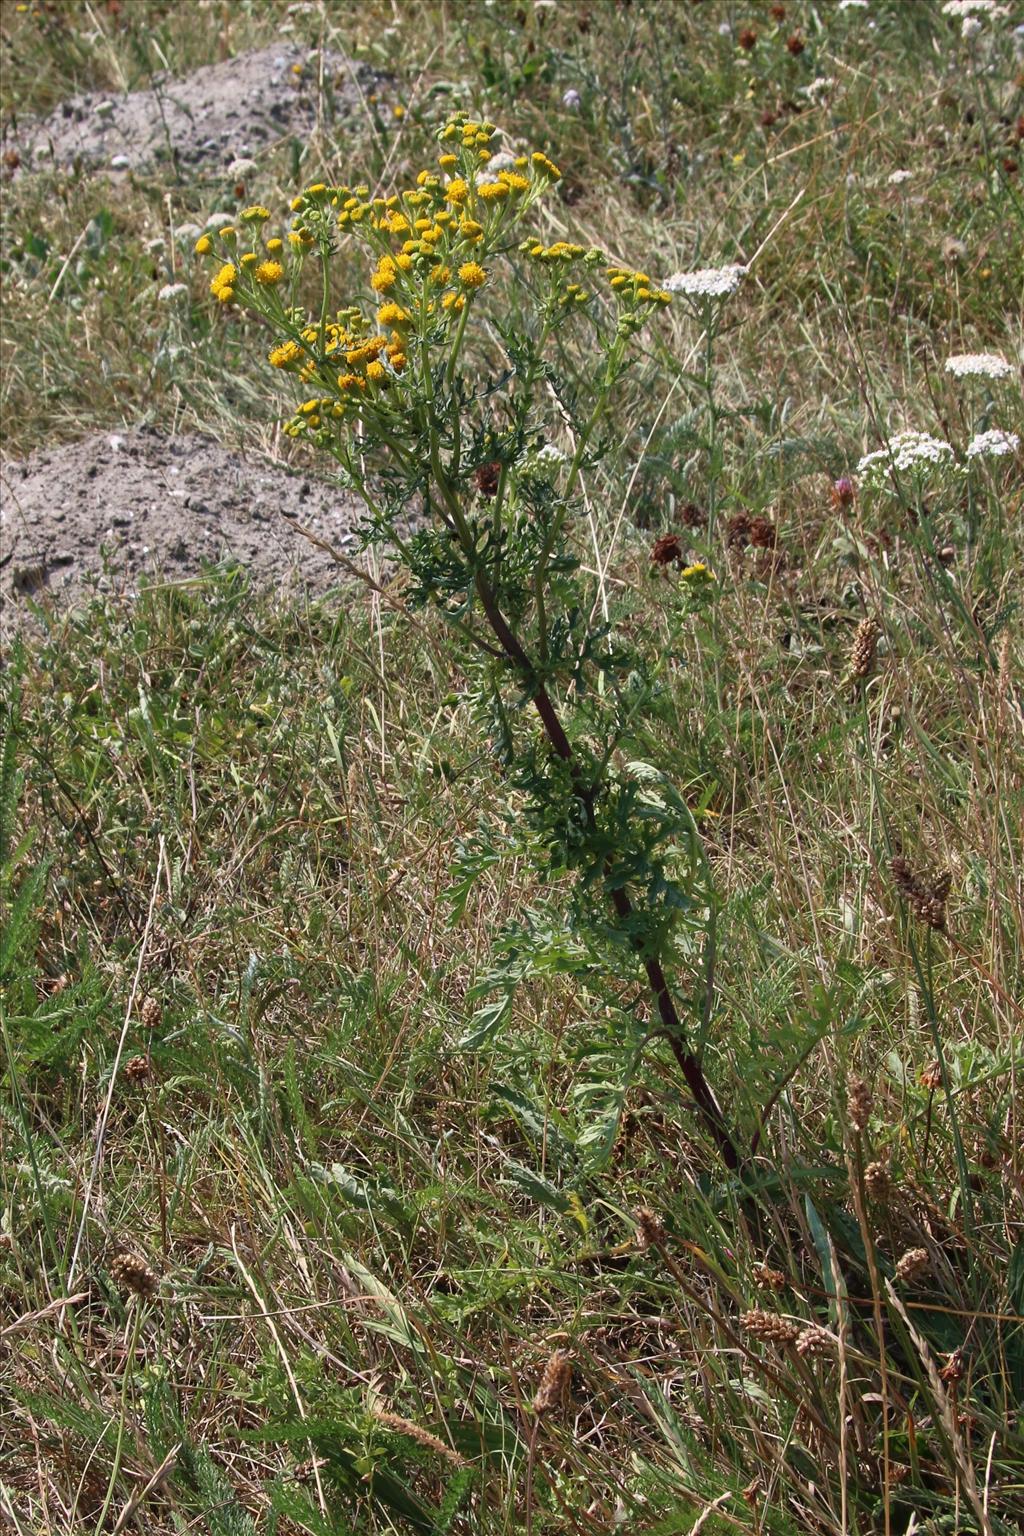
<box><xmin>291</xmin><ymin>62</ymin><xmax>303</xmax><ymax>76</ymax></box>
<box><xmin>218</xmin><ymin>226</ymin><xmax>237</xmax><ymax>242</ymax></box>
<box><xmin>194</xmin><ymin>235</ymin><xmax>212</xmax><ymax>255</ymax></box>
<box><xmin>531</xmin><ymin>151</ymin><xmax>561</xmax><ymax>180</ymax></box>
<box><xmin>269</xmin><ymin>340</ymin><xmax>302</xmax><ymax>368</ymax></box>
<box><xmin>442</xmin><ymin>292</ymin><xmax>466</xmax><ymax>313</ymax></box>
<box><xmin>681</xmin><ymin>561</ymin><xmax>715</xmax><ymax>582</ymax></box>
<box><xmin>458</xmin><ymin>262</ymin><xmax>487</xmax><ymax>289</ymax></box>
<box><xmin>265</xmin><ymin>237</ymin><xmax>283</xmax><ymax>254</ymax></box>
<box><xmin>393</xmin><ymin>104</ymin><xmax>406</xmax><ymax>120</ymax></box>
<box><xmin>255</xmin><ymin>260</ymin><xmax>285</xmax><ymax>286</ymax></box>
<box><xmin>240</xmin><ymin>205</ymin><xmax>271</xmax><ymax>223</ymax></box>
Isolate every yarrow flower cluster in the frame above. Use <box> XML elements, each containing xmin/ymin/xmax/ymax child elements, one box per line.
<box><xmin>887</xmin><ymin>169</ymin><xmax>914</xmax><ymax>186</ymax></box>
<box><xmin>857</xmin><ymin>430</ymin><xmax>959</xmax><ymax>487</ymax></box>
<box><xmin>966</xmin><ymin>429</ymin><xmax>1020</xmax><ymax>458</ymax></box>
<box><xmin>940</xmin><ymin>0</ymin><xmax>1007</xmax><ymax>16</ymax></box>
<box><xmin>944</xmin><ymin>352</ymin><xmax>1013</xmax><ymax>380</ymax></box>
<box><xmin>157</xmin><ymin>283</ymin><xmax>189</xmax><ymax>304</ymax></box>
<box><xmin>663</xmin><ymin>264</ymin><xmax>748</xmax><ymax>299</ymax></box>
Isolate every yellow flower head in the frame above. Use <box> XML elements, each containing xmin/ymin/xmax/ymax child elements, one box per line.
<box><xmin>255</xmin><ymin>260</ymin><xmax>285</xmax><ymax>286</ymax></box>
<box><xmin>269</xmin><ymin>340</ymin><xmax>303</xmax><ymax>368</ymax></box>
<box><xmin>194</xmin><ymin>234</ymin><xmax>212</xmax><ymax>255</ymax></box>
<box><xmin>445</xmin><ymin>179</ymin><xmax>469</xmax><ymax>205</ymax></box>
<box><xmin>371</xmin><ymin>256</ymin><xmax>397</xmax><ymax>293</ymax></box>
<box><xmin>442</xmin><ymin>291</ymin><xmax>465</xmax><ymax>313</ymax></box>
<box><xmin>240</xmin><ymin>252</ymin><xmax>258</xmax><ymax>267</ymax></box>
<box><xmin>477</xmin><ymin>181</ymin><xmax>509</xmax><ymax>201</ymax></box>
<box><xmin>438</xmin><ymin>153</ymin><xmax>458</xmax><ymax>170</ymax></box>
<box><xmin>210</xmin><ymin>262</ymin><xmax>237</xmax><ymax>303</ymax></box>
<box><xmin>376</xmin><ymin>301</ymin><xmax>410</xmax><ymax>327</ymax></box>
<box><xmin>458</xmin><ymin>261</ymin><xmax>486</xmax><ymax>289</ymax></box>
<box><xmin>240</xmin><ymin>205</ymin><xmax>271</xmax><ymax>222</ymax></box>
<box><xmin>531</xmin><ymin>151</ymin><xmax>561</xmax><ymax>180</ymax></box>
<box><xmin>365</xmin><ymin>359</ymin><xmax>388</xmax><ymax>383</ymax></box>
<box><xmin>265</xmin><ymin>237</ymin><xmax>284</xmax><ymax>253</ymax></box>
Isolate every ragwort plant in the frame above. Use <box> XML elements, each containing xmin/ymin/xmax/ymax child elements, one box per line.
<box><xmin>195</xmin><ymin>112</ymin><xmax>746</xmax><ymax>1176</ymax></box>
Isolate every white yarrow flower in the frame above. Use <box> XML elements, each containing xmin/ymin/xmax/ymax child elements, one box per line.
<box><xmin>857</xmin><ymin>430</ymin><xmax>958</xmax><ymax>485</ymax></box>
<box><xmin>888</xmin><ymin>169</ymin><xmax>913</xmax><ymax>186</ymax></box>
<box><xmin>157</xmin><ymin>283</ymin><xmax>189</xmax><ymax>304</ymax></box>
<box><xmin>945</xmin><ymin>352</ymin><xmax>1013</xmax><ymax>380</ymax></box>
<box><xmin>838</xmin><ymin>0</ymin><xmax>869</xmax><ymax>9</ymax></box>
<box><xmin>940</xmin><ymin>1</ymin><xmax>1005</xmax><ymax>16</ymax></box>
<box><xmin>664</xmin><ymin>264</ymin><xmax>748</xmax><ymax>299</ymax></box>
<box><xmin>966</xmin><ymin>429</ymin><xmax>1020</xmax><ymax>458</ymax></box>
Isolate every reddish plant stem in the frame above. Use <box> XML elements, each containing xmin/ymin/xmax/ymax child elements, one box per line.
<box><xmin>473</xmin><ymin>573</ymin><xmax>742</xmax><ymax>1175</ymax></box>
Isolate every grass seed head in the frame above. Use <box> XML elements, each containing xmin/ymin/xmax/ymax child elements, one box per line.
<box><xmin>109</xmin><ymin>1251</ymin><xmax>160</xmax><ymax>1299</ymax></box>
<box><xmin>741</xmin><ymin>1309</ymin><xmax>800</xmax><ymax>1345</ymax></box>
<box><xmin>894</xmin><ymin>1246</ymin><xmax>930</xmax><ymax>1284</ymax></box>
<box><xmin>533</xmin><ymin>1349</ymin><xmax>572</xmax><ymax>1415</ymax></box>
<box><xmin>850</xmin><ymin>618</ymin><xmax>880</xmax><ymax>679</ymax></box>
<box><xmin>846</xmin><ymin>1074</ymin><xmax>872</xmax><ymax>1134</ymax></box>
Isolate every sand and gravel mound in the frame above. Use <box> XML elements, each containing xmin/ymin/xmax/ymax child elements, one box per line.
<box><xmin>1</xmin><ymin>426</ymin><xmax>371</xmax><ymax>628</ymax></box>
<box><xmin>14</xmin><ymin>44</ymin><xmax>375</xmax><ymax>175</ymax></box>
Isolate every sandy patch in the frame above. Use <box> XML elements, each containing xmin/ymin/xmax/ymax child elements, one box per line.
<box><xmin>1</xmin><ymin>426</ymin><xmax>373</xmax><ymax>628</ymax></box>
<box><xmin>15</xmin><ymin>44</ymin><xmax>375</xmax><ymax>175</ymax></box>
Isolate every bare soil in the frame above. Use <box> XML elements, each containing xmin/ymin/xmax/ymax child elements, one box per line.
<box><xmin>12</xmin><ymin>44</ymin><xmax>374</xmax><ymax>175</ymax></box>
<box><xmin>1</xmin><ymin>426</ymin><xmax>370</xmax><ymax>631</ymax></box>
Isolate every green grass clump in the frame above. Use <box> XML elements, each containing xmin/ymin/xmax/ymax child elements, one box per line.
<box><xmin>2</xmin><ymin>3</ymin><xmax>1023</xmax><ymax>1534</ymax></box>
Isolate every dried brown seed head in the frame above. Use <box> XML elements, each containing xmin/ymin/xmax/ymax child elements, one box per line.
<box><xmin>741</xmin><ymin>1309</ymin><xmax>800</xmax><ymax>1345</ymax></box>
<box><xmin>109</xmin><ymin>1252</ymin><xmax>160</xmax><ymax>1299</ymax></box>
<box><xmin>847</xmin><ymin>1075</ymin><xmax>872</xmax><ymax>1134</ymax></box>
<box><xmin>850</xmin><ymin>618</ymin><xmax>880</xmax><ymax>679</ymax></box>
<box><xmin>651</xmin><ymin>533</ymin><xmax>684</xmax><ymax>568</ymax></box>
<box><xmin>752</xmin><ymin>1263</ymin><xmax>787</xmax><ymax>1291</ymax></box>
<box><xmin>533</xmin><ymin>1349</ymin><xmax>572</xmax><ymax>1415</ymax></box>
<box><xmin>123</xmin><ymin>1054</ymin><xmax>153</xmax><ymax>1085</ymax></box>
<box><xmin>474</xmin><ymin>461</ymin><xmax>501</xmax><ymax>498</ymax></box>
<box><xmin>894</xmin><ymin>1246</ymin><xmax>930</xmax><ymax>1284</ymax></box>
<box><xmin>635</xmin><ymin>1207</ymin><xmax>667</xmax><ymax>1250</ymax></box>
<box><xmin>140</xmin><ymin>995</ymin><xmax>162</xmax><ymax>1031</ymax></box>
<box><xmin>374</xmin><ymin>1411</ymin><xmax>466</xmax><ymax>1465</ymax></box>
<box><xmin>864</xmin><ymin>1160</ymin><xmax>892</xmax><ymax>1201</ymax></box>
<box><xmin>796</xmin><ymin>1325</ymin><xmax>833</xmax><ymax>1359</ymax></box>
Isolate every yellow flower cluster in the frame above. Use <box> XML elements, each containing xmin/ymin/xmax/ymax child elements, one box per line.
<box><xmin>606</xmin><ymin>266</ymin><xmax>672</xmax><ymax>306</ymax></box>
<box><xmin>196</xmin><ymin>112</ymin><xmax>670</xmax><ymax>452</ymax></box>
<box><xmin>210</xmin><ymin>262</ymin><xmax>237</xmax><ymax>304</ymax></box>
